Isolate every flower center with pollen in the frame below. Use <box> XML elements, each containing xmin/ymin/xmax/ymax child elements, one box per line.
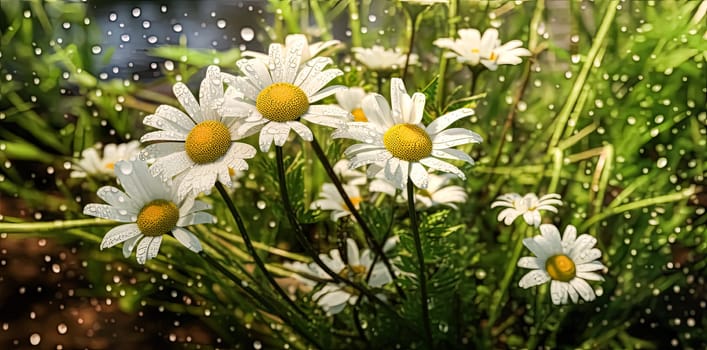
<box><xmin>256</xmin><ymin>82</ymin><xmax>309</xmax><ymax>122</ymax></box>
<box><xmin>351</xmin><ymin>108</ymin><xmax>367</xmax><ymax>122</ymax></box>
<box><xmin>545</xmin><ymin>254</ymin><xmax>576</xmax><ymax>282</ymax></box>
<box><xmin>383</xmin><ymin>124</ymin><xmax>432</xmax><ymax>162</ymax></box>
<box><xmin>185</xmin><ymin>120</ymin><xmax>231</xmax><ymax>164</ymax></box>
<box><xmin>137</xmin><ymin>199</ymin><xmax>179</xmax><ymax>237</ymax></box>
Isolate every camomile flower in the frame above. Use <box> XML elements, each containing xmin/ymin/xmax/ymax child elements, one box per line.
<box><xmin>351</xmin><ymin>46</ymin><xmax>418</xmax><ymax>72</ymax></box>
<box><xmin>311</xmin><ymin>183</ymin><xmax>363</xmax><ymax>221</ymax></box>
<box><xmin>369</xmin><ymin>173</ymin><xmax>467</xmax><ymax>209</ymax></box>
<box><xmin>83</xmin><ymin>160</ymin><xmax>214</xmax><ymax>264</ymax></box>
<box><xmin>286</xmin><ymin>237</ymin><xmax>397</xmax><ymax>315</ymax></box>
<box><xmin>139</xmin><ymin>65</ymin><xmax>257</xmax><ymax>199</ymax></box>
<box><xmin>220</xmin><ymin>36</ymin><xmax>349</xmax><ymax>151</ymax></box>
<box><xmin>491</xmin><ymin>193</ymin><xmax>562</xmax><ymax>227</ymax></box>
<box><xmin>333</xmin><ymin>78</ymin><xmax>482</xmax><ymax>189</ymax></box>
<box><xmin>242</xmin><ymin>33</ymin><xmax>342</xmax><ymax>63</ymax></box>
<box><xmin>335</xmin><ymin>87</ymin><xmax>370</xmax><ymax>122</ymax></box>
<box><xmin>433</xmin><ymin>28</ymin><xmax>531</xmax><ymax>71</ymax></box>
<box><xmin>518</xmin><ymin>224</ymin><xmax>606</xmax><ymax>305</ymax></box>
<box><xmin>71</xmin><ymin>141</ymin><xmax>141</xmax><ymax>178</ymax></box>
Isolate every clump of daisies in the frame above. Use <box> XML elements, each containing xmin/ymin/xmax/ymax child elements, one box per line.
<box><xmin>517</xmin><ymin>224</ymin><xmax>606</xmax><ymax>305</ymax></box>
<box><xmin>82</xmin><ymin>159</ymin><xmax>214</xmax><ymax>264</ymax></box>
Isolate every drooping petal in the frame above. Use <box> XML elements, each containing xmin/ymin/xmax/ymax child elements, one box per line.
<box><xmin>172</xmin><ymin>227</ymin><xmax>203</xmax><ymax>253</ymax></box>
<box><xmin>101</xmin><ymin>223</ymin><xmax>141</xmax><ymax>249</ymax></box>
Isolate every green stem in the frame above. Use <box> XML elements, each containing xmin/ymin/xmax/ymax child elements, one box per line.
<box><xmin>348</xmin><ymin>0</ymin><xmax>362</xmax><ymax>48</ymax></box>
<box><xmin>214</xmin><ymin>182</ymin><xmax>305</xmax><ymax>317</ymax></box>
<box><xmin>199</xmin><ymin>251</ymin><xmax>322</xmax><ymax>350</ymax></box>
<box><xmin>548</xmin><ymin>0</ymin><xmax>619</xmax><ymax>149</ymax></box>
<box><xmin>407</xmin><ymin>178</ymin><xmax>433</xmax><ymax>349</ymax></box>
<box><xmin>435</xmin><ymin>0</ymin><xmax>458</xmax><ymax>114</ymax></box>
<box><xmin>579</xmin><ymin>186</ymin><xmax>696</xmax><ymax>231</ymax></box>
<box><xmin>310</xmin><ymin>136</ymin><xmax>404</xmax><ymax>298</ymax></box>
<box><xmin>403</xmin><ymin>11</ymin><xmax>420</xmax><ymax>79</ymax></box>
<box><xmin>0</xmin><ymin>218</ymin><xmax>114</xmax><ymax>232</ymax></box>
<box><xmin>487</xmin><ymin>225</ymin><xmax>528</xmax><ymax>330</ymax></box>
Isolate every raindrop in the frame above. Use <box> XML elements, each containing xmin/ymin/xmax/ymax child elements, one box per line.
<box><xmin>147</xmin><ymin>36</ymin><xmax>158</xmax><ymax>44</ymax></box>
<box><xmin>131</xmin><ymin>7</ymin><xmax>141</xmax><ymax>18</ymax></box>
<box><xmin>256</xmin><ymin>200</ymin><xmax>266</xmax><ymax>210</ymax></box>
<box><xmin>29</xmin><ymin>333</ymin><xmax>40</xmax><ymax>346</ymax></box>
<box><xmin>253</xmin><ymin>340</ymin><xmax>262</xmax><ymax>349</ymax></box>
<box><xmin>241</xmin><ymin>27</ymin><xmax>255</xmax><ymax>42</ymax></box>
<box><xmin>57</xmin><ymin>323</ymin><xmax>67</xmax><ymax>334</ymax></box>
<box><xmin>173</xmin><ymin>23</ymin><xmax>183</xmax><ymax>33</ymax></box>
<box><xmin>108</xmin><ymin>12</ymin><xmax>117</xmax><ymax>22</ymax></box>
<box><xmin>91</xmin><ymin>45</ymin><xmax>102</xmax><ymax>54</ymax></box>
<box><xmin>216</xmin><ymin>19</ymin><xmax>227</xmax><ymax>29</ymax></box>
<box><xmin>657</xmin><ymin>157</ymin><xmax>668</xmax><ymax>168</ymax></box>
<box><xmin>120</xmin><ymin>34</ymin><xmax>130</xmax><ymax>42</ymax></box>
<box><xmin>142</xmin><ymin>20</ymin><xmax>151</xmax><ymax>29</ymax></box>
<box><xmin>160</xmin><ymin>5</ymin><xmax>167</xmax><ymax>13</ymax></box>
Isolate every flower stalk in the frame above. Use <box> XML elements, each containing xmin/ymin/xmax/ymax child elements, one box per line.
<box><xmin>407</xmin><ymin>175</ymin><xmax>433</xmax><ymax>349</ymax></box>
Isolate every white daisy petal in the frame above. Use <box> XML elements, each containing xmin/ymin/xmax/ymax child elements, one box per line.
<box><xmin>518</xmin><ymin>269</ymin><xmax>551</xmax><ymax>288</ymax></box>
<box><xmin>122</xmin><ymin>234</ymin><xmax>142</xmax><ymax>258</ymax></box>
<box><xmin>172</xmin><ymin>227</ymin><xmax>203</xmax><ymax>253</ymax></box>
<box><xmin>100</xmin><ymin>223</ymin><xmax>141</xmax><ymax>249</ymax></box>
<box><xmin>517</xmin><ymin>256</ymin><xmax>541</xmax><ymax>269</ymax></box>
<box><xmin>173</xmin><ymin>83</ymin><xmax>203</xmax><ymax>123</ymax></box>
<box><xmin>83</xmin><ymin>204</ymin><xmax>135</xmax><ymax>222</ymax></box>
<box><xmin>550</xmin><ymin>280</ymin><xmax>569</xmax><ymax>305</ymax></box>
<box><xmin>426</xmin><ymin>108</ymin><xmax>474</xmax><ymax>134</ymax></box>
<box><xmin>570</xmin><ymin>278</ymin><xmax>596</xmax><ymax>302</ymax></box>
<box><xmin>432</xmin><ymin>128</ymin><xmax>483</xmax><ymax>148</ymax></box>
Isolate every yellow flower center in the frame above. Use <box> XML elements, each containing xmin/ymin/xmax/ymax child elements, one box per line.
<box><xmin>185</xmin><ymin>120</ymin><xmax>231</xmax><ymax>164</ymax></box>
<box><xmin>136</xmin><ymin>199</ymin><xmax>180</xmax><ymax>237</ymax></box>
<box><xmin>105</xmin><ymin>162</ymin><xmax>115</xmax><ymax>170</ymax></box>
<box><xmin>471</xmin><ymin>48</ymin><xmax>480</xmax><ymax>54</ymax></box>
<box><xmin>545</xmin><ymin>254</ymin><xmax>576</xmax><ymax>282</ymax></box>
<box><xmin>351</xmin><ymin>108</ymin><xmax>367</xmax><ymax>122</ymax></box>
<box><xmin>342</xmin><ymin>196</ymin><xmax>362</xmax><ymax>210</ymax></box>
<box><xmin>256</xmin><ymin>82</ymin><xmax>309</xmax><ymax>122</ymax></box>
<box><xmin>339</xmin><ymin>264</ymin><xmax>367</xmax><ymax>279</ymax></box>
<box><xmin>382</xmin><ymin>124</ymin><xmax>432</xmax><ymax>162</ymax></box>
<box><xmin>489</xmin><ymin>51</ymin><xmax>498</xmax><ymax>61</ymax></box>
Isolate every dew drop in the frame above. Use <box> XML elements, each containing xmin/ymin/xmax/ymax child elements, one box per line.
<box><xmin>173</xmin><ymin>23</ymin><xmax>183</xmax><ymax>33</ymax></box>
<box><xmin>57</xmin><ymin>323</ymin><xmax>67</xmax><ymax>334</ymax></box>
<box><xmin>216</xmin><ymin>19</ymin><xmax>227</xmax><ymax>29</ymax></box>
<box><xmin>120</xmin><ymin>34</ymin><xmax>130</xmax><ymax>42</ymax></box>
<box><xmin>91</xmin><ymin>45</ymin><xmax>102</xmax><ymax>54</ymax></box>
<box><xmin>131</xmin><ymin>7</ymin><xmax>141</xmax><ymax>18</ymax></box>
<box><xmin>29</xmin><ymin>333</ymin><xmax>40</xmax><ymax>346</ymax></box>
<box><xmin>240</xmin><ymin>27</ymin><xmax>254</xmax><ymax>42</ymax></box>
<box><xmin>656</xmin><ymin>157</ymin><xmax>667</xmax><ymax>168</ymax></box>
<box><xmin>142</xmin><ymin>20</ymin><xmax>151</xmax><ymax>29</ymax></box>
<box><xmin>108</xmin><ymin>12</ymin><xmax>117</xmax><ymax>22</ymax></box>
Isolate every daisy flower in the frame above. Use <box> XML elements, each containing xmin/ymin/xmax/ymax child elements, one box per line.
<box><xmin>517</xmin><ymin>224</ymin><xmax>606</xmax><ymax>305</ymax></box>
<box><xmin>433</xmin><ymin>28</ymin><xmax>531</xmax><ymax>71</ymax></box>
<box><xmin>139</xmin><ymin>65</ymin><xmax>257</xmax><ymax>199</ymax></box>
<box><xmin>220</xmin><ymin>36</ymin><xmax>349</xmax><ymax>151</ymax></box>
<box><xmin>333</xmin><ymin>78</ymin><xmax>482</xmax><ymax>189</ymax></box>
<box><xmin>286</xmin><ymin>237</ymin><xmax>397</xmax><ymax>315</ymax></box>
<box><xmin>83</xmin><ymin>160</ymin><xmax>214</xmax><ymax>264</ymax></box>
<box><xmin>369</xmin><ymin>173</ymin><xmax>467</xmax><ymax>209</ymax></box>
<box><xmin>351</xmin><ymin>46</ymin><xmax>418</xmax><ymax>72</ymax></box>
<box><xmin>242</xmin><ymin>33</ymin><xmax>342</xmax><ymax>63</ymax></box>
<box><xmin>491</xmin><ymin>193</ymin><xmax>562</xmax><ymax>227</ymax></box>
<box><xmin>335</xmin><ymin>87</ymin><xmax>370</xmax><ymax>122</ymax></box>
<box><xmin>70</xmin><ymin>141</ymin><xmax>141</xmax><ymax>178</ymax></box>
<box><xmin>311</xmin><ymin>183</ymin><xmax>363</xmax><ymax>221</ymax></box>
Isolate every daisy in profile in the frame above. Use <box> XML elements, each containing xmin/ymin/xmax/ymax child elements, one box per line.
<box><xmin>517</xmin><ymin>224</ymin><xmax>606</xmax><ymax>305</ymax></box>
<box><xmin>286</xmin><ymin>238</ymin><xmax>397</xmax><ymax>315</ymax></box>
<box><xmin>83</xmin><ymin>160</ymin><xmax>214</xmax><ymax>264</ymax></box>
<box><xmin>433</xmin><ymin>28</ymin><xmax>531</xmax><ymax>71</ymax></box>
<box><xmin>333</xmin><ymin>78</ymin><xmax>482</xmax><ymax>189</ymax></box>
<box><xmin>352</xmin><ymin>46</ymin><xmax>418</xmax><ymax>72</ymax></box>
<box><xmin>369</xmin><ymin>173</ymin><xmax>467</xmax><ymax>209</ymax></box>
<box><xmin>139</xmin><ymin>65</ymin><xmax>257</xmax><ymax>199</ymax></box>
<box><xmin>491</xmin><ymin>193</ymin><xmax>562</xmax><ymax>227</ymax></box>
<box><xmin>220</xmin><ymin>36</ymin><xmax>349</xmax><ymax>151</ymax></box>
<box><xmin>311</xmin><ymin>183</ymin><xmax>363</xmax><ymax>221</ymax></box>
<box><xmin>242</xmin><ymin>33</ymin><xmax>342</xmax><ymax>63</ymax></box>
<box><xmin>335</xmin><ymin>87</ymin><xmax>370</xmax><ymax>122</ymax></box>
<box><xmin>71</xmin><ymin>141</ymin><xmax>141</xmax><ymax>178</ymax></box>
